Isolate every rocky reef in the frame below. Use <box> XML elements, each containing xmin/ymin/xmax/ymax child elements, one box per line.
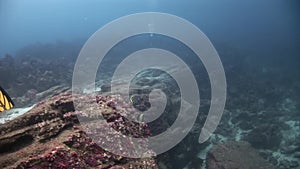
<box><xmin>0</xmin><ymin>93</ymin><xmax>157</xmax><ymax>169</ymax></box>
<box><xmin>1</xmin><ymin>41</ymin><xmax>299</xmax><ymax>168</ymax></box>
<box><xmin>0</xmin><ymin>41</ymin><xmax>80</xmax><ymax>104</ymax></box>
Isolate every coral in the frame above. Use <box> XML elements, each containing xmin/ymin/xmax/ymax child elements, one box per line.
<box><xmin>0</xmin><ymin>93</ymin><xmax>158</xmax><ymax>169</ymax></box>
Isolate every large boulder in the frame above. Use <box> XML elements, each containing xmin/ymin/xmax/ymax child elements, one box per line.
<box><xmin>206</xmin><ymin>141</ymin><xmax>275</xmax><ymax>169</ymax></box>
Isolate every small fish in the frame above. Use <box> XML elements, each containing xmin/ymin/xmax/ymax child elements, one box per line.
<box><xmin>0</xmin><ymin>86</ymin><xmax>14</xmax><ymax>112</ymax></box>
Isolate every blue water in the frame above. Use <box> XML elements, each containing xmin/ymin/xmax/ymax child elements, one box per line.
<box><xmin>1</xmin><ymin>0</ymin><xmax>299</xmax><ymax>63</ymax></box>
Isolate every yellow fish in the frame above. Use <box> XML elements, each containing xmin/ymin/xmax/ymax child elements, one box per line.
<box><xmin>0</xmin><ymin>86</ymin><xmax>14</xmax><ymax>112</ymax></box>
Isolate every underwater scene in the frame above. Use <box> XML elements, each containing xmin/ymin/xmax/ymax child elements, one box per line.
<box><xmin>0</xmin><ymin>0</ymin><xmax>300</xmax><ymax>169</ymax></box>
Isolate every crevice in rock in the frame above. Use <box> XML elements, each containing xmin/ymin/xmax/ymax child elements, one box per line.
<box><xmin>0</xmin><ymin>134</ymin><xmax>34</xmax><ymax>154</ymax></box>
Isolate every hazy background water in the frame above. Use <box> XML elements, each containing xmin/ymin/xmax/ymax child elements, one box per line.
<box><xmin>1</xmin><ymin>0</ymin><xmax>299</xmax><ymax>72</ymax></box>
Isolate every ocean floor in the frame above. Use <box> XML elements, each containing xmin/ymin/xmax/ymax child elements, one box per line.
<box><xmin>0</xmin><ymin>56</ymin><xmax>299</xmax><ymax>169</ymax></box>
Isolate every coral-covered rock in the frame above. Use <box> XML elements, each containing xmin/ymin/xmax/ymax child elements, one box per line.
<box><xmin>0</xmin><ymin>93</ymin><xmax>158</xmax><ymax>169</ymax></box>
<box><xmin>206</xmin><ymin>141</ymin><xmax>275</xmax><ymax>169</ymax></box>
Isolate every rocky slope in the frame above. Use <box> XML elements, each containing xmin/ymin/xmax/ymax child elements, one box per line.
<box><xmin>0</xmin><ymin>93</ymin><xmax>157</xmax><ymax>169</ymax></box>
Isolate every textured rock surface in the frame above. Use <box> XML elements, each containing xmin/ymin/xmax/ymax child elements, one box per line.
<box><xmin>206</xmin><ymin>141</ymin><xmax>276</xmax><ymax>169</ymax></box>
<box><xmin>0</xmin><ymin>93</ymin><xmax>157</xmax><ymax>169</ymax></box>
